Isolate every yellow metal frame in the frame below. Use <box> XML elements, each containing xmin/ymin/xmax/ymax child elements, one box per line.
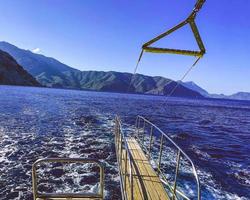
<box><xmin>142</xmin><ymin>0</ymin><xmax>206</xmax><ymax>58</ymax></box>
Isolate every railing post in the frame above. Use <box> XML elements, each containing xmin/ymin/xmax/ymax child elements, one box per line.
<box><xmin>32</xmin><ymin>164</ymin><xmax>37</xmax><ymax>200</ymax></box>
<box><xmin>124</xmin><ymin>150</ymin><xmax>127</xmax><ymax>192</ymax></box>
<box><xmin>173</xmin><ymin>150</ymin><xmax>181</xmax><ymax>200</ymax></box>
<box><xmin>100</xmin><ymin>165</ymin><xmax>104</xmax><ymax>199</ymax></box>
<box><xmin>142</xmin><ymin>120</ymin><xmax>146</xmax><ymax>146</ymax></box>
<box><xmin>137</xmin><ymin>117</ymin><xmax>140</xmax><ymax>138</ymax></box>
<box><xmin>132</xmin><ymin>116</ymin><xmax>201</xmax><ymax>200</ymax></box>
<box><xmin>120</xmin><ymin>132</ymin><xmax>123</xmax><ymax>165</ymax></box>
<box><xmin>148</xmin><ymin>126</ymin><xmax>154</xmax><ymax>157</ymax></box>
<box><xmin>135</xmin><ymin>116</ymin><xmax>138</xmax><ymax>130</ymax></box>
<box><xmin>130</xmin><ymin>159</ymin><xmax>133</xmax><ymax>200</ymax></box>
<box><xmin>115</xmin><ymin>118</ymin><xmax>119</xmax><ymax>155</ymax></box>
<box><xmin>117</xmin><ymin>126</ymin><xmax>120</xmax><ymax>158</ymax></box>
<box><xmin>117</xmin><ymin>124</ymin><xmax>119</xmax><ymax>151</ymax></box>
<box><xmin>198</xmin><ymin>181</ymin><xmax>201</xmax><ymax>200</ymax></box>
<box><xmin>158</xmin><ymin>133</ymin><xmax>164</xmax><ymax>170</ymax></box>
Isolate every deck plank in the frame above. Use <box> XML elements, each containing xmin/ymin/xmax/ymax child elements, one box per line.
<box><xmin>128</xmin><ymin>139</ymin><xmax>168</xmax><ymax>200</ymax></box>
<box><xmin>120</xmin><ymin>137</ymin><xmax>170</xmax><ymax>200</ymax></box>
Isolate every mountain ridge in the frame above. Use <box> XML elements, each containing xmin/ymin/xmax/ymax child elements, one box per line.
<box><xmin>181</xmin><ymin>81</ymin><xmax>250</xmax><ymax>101</ymax></box>
<box><xmin>0</xmin><ymin>41</ymin><xmax>203</xmax><ymax>98</ymax></box>
<box><xmin>0</xmin><ymin>49</ymin><xmax>40</xmax><ymax>86</ymax></box>
<box><xmin>2</xmin><ymin>41</ymin><xmax>249</xmax><ymax>100</ymax></box>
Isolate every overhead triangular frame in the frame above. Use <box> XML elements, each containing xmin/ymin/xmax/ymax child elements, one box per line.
<box><xmin>142</xmin><ymin>0</ymin><xmax>206</xmax><ymax>58</ymax></box>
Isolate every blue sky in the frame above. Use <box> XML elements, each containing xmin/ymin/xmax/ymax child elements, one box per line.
<box><xmin>0</xmin><ymin>0</ymin><xmax>249</xmax><ymax>95</ymax></box>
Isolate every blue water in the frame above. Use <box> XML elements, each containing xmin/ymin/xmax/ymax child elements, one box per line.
<box><xmin>0</xmin><ymin>86</ymin><xmax>249</xmax><ymax>200</ymax></box>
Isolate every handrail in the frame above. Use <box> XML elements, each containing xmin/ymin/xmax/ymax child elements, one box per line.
<box><xmin>135</xmin><ymin>115</ymin><xmax>201</xmax><ymax>200</ymax></box>
<box><xmin>115</xmin><ymin>116</ymin><xmax>152</xmax><ymax>200</ymax></box>
<box><xmin>114</xmin><ymin>116</ymin><xmax>134</xmax><ymax>200</ymax></box>
<box><xmin>32</xmin><ymin>158</ymin><xmax>104</xmax><ymax>200</ymax></box>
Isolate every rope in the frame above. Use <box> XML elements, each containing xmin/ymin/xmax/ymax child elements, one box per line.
<box><xmin>127</xmin><ymin>50</ymin><xmax>144</xmax><ymax>93</ymax></box>
<box><xmin>145</xmin><ymin>56</ymin><xmax>201</xmax><ymax>121</ymax></box>
<box><xmin>128</xmin><ymin>51</ymin><xmax>200</xmax><ymax>97</ymax></box>
<box><xmin>127</xmin><ymin>51</ymin><xmax>201</xmax><ymax>121</ymax></box>
<box><xmin>127</xmin><ymin>42</ymin><xmax>201</xmax><ymax>124</ymax></box>
<box><xmin>154</xmin><ymin>56</ymin><xmax>199</xmax><ymax>115</ymax></box>
<box><xmin>163</xmin><ymin>56</ymin><xmax>200</xmax><ymax>99</ymax></box>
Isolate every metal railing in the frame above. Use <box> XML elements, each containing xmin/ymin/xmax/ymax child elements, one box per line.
<box><xmin>114</xmin><ymin>116</ymin><xmax>133</xmax><ymax>200</ymax></box>
<box><xmin>115</xmin><ymin>116</ymin><xmax>149</xmax><ymax>200</ymax></box>
<box><xmin>135</xmin><ymin>116</ymin><xmax>201</xmax><ymax>200</ymax></box>
<box><xmin>32</xmin><ymin>158</ymin><xmax>104</xmax><ymax>200</ymax></box>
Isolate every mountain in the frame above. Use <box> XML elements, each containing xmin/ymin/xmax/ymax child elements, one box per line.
<box><xmin>0</xmin><ymin>49</ymin><xmax>40</xmax><ymax>86</ymax></box>
<box><xmin>0</xmin><ymin>41</ymin><xmax>79</xmax><ymax>88</ymax></box>
<box><xmin>181</xmin><ymin>81</ymin><xmax>250</xmax><ymax>101</ymax></box>
<box><xmin>0</xmin><ymin>41</ymin><xmax>203</xmax><ymax>98</ymax></box>
<box><xmin>228</xmin><ymin>92</ymin><xmax>250</xmax><ymax>101</ymax></box>
<box><xmin>179</xmin><ymin>81</ymin><xmax>209</xmax><ymax>97</ymax></box>
<box><xmin>209</xmin><ymin>92</ymin><xmax>250</xmax><ymax>101</ymax></box>
<box><xmin>74</xmin><ymin>71</ymin><xmax>203</xmax><ymax>97</ymax></box>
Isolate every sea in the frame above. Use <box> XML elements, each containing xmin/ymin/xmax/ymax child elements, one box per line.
<box><xmin>0</xmin><ymin>85</ymin><xmax>249</xmax><ymax>200</ymax></box>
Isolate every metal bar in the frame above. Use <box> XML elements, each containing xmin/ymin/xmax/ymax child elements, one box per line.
<box><xmin>32</xmin><ymin>163</ymin><xmax>37</xmax><ymax>200</ymax></box>
<box><xmin>114</xmin><ymin>117</ymin><xmax>126</xmax><ymax>200</ymax></box>
<box><xmin>142</xmin><ymin>20</ymin><xmax>188</xmax><ymax>48</ymax></box>
<box><xmin>36</xmin><ymin>193</ymin><xmax>102</xmax><ymax>199</ymax></box>
<box><xmin>161</xmin><ymin>179</ymin><xmax>190</xmax><ymax>200</ymax></box>
<box><xmin>148</xmin><ymin>125</ymin><xmax>154</xmax><ymax>156</ymax></box>
<box><xmin>198</xmin><ymin>182</ymin><xmax>201</xmax><ymax>200</ymax></box>
<box><xmin>158</xmin><ymin>133</ymin><xmax>164</xmax><ymax>170</ymax></box>
<box><xmin>173</xmin><ymin>150</ymin><xmax>181</xmax><ymax>200</ymax></box>
<box><xmin>143</xmin><ymin>47</ymin><xmax>203</xmax><ymax>57</ymax></box>
<box><xmin>116</xmin><ymin>116</ymin><xmax>200</xmax><ymax>200</ymax></box>
<box><xmin>115</xmin><ymin>121</ymin><xmax>119</xmax><ymax>153</ymax></box>
<box><xmin>100</xmin><ymin>164</ymin><xmax>104</xmax><ymax>199</ymax></box>
<box><xmin>135</xmin><ymin>116</ymin><xmax>138</xmax><ymax>129</ymax></box>
<box><xmin>130</xmin><ymin>159</ymin><xmax>133</xmax><ymax>200</ymax></box>
<box><xmin>115</xmin><ymin>119</ymin><xmax>119</xmax><ymax>154</ymax></box>
<box><xmin>189</xmin><ymin>19</ymin><xmax>206</xmax><ymax>54</ymax></box>
<box><xmin>120</xmin><ymin>129</ymin><xmax>123</xmax><ymax>165</ymax></box>
<box><xmin>33</xmin><ymin>158</ymin><xmax>105</xmax><ymax>165</ymax></box>
<box><xmin>124</xmin><ymin>150</ymin><xmax>128</xmax><ymax>192</ymax></box>
<box><xmin>142</xmin><ymin>120</ymin><xmax>146</xmax><ymax>146</ymax></box>
<box><xmin>117</xmin><ymin>127</ymin><xmax>120</xmax><ymax>159</ymax></box>
<box><xmin>137</xmin><ymin>116</ymin><xmax>199</xmax><ymax>166</ymax></box>
<box><xmin>32</xmin><ymin>158</ymin><xmax>104</xmax><ymax>200</ymax></box>
<box><xmin>141</xmin><ymin>0</ymin><xmax>206</xmax><ymax>59</ymax></box>
<box><xmin>135</xmin><ymin>115</ymin><xmax>201</xmax><ymax>200</ymax></box>
<box><xmin>115</xmin><ymin>116</ymin><xmax>135</xmax><ymax>200</ymax></box>
<box><xmin>188</xmin><ymin>0</ymin><xmax>206</xmax><ymax>19</ymax></box>
<box><xmin>137</xmin><ymin>117</ymin><xmax>140</xmax><ymax>137</ymax></box>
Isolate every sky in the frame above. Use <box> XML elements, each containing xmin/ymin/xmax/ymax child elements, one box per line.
<box><xmin>0</xmin><ymin>0</ymin><xmax>249</xmax><ymax>95</ymax></box>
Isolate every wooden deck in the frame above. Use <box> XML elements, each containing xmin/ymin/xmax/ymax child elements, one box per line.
<box><xmin>120</xmin><ymin>137</ymin><xmax>170</xmax><ymax>200</ymax></box>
